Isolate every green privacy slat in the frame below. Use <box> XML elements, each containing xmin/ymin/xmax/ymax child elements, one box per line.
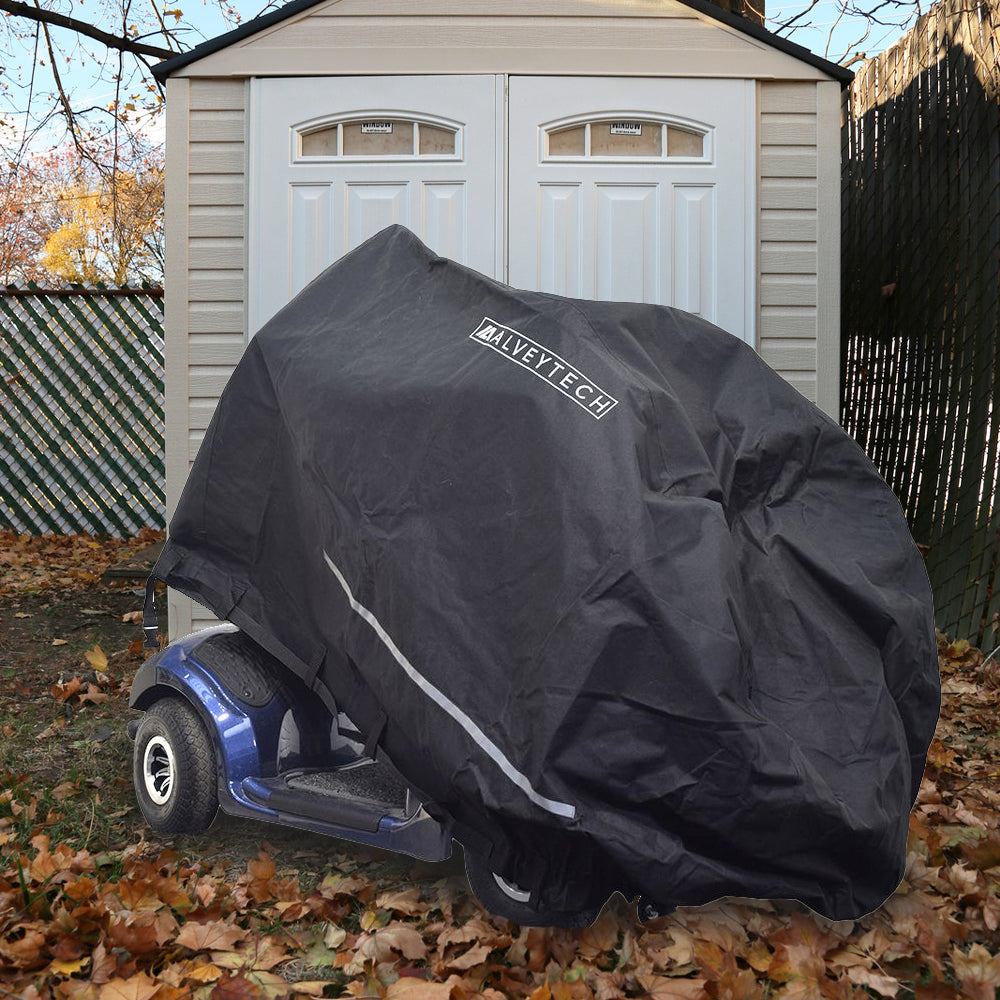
<box><xmin>125</xmin><ymin>293</ymin><xmax>165</xmax><ymax>332</ymax></box>
<box><xmin>0</xmin><ymin>359</ymin><xmax>133</xmax><ymax>535</ymax></box>
<box><xmin>93</xmin><ymin>290</ymin><xmax>164</xmax><ymax>348</ymax></box>
<box><xmin>0</xmin><ymin>295</ymin><xmax>154</xmax><ymax>488</ymax></box>
<box><xmin>0</xmin><ymin>394</ymin><xmax>111</xmax><ymax>534</ymax></box>
<box><xmin>0</xmin><ymin>445</ymin><xmax>68</xmax><ymax>533</ymax></box>
<box><xmin>0</xmin><ymin>289</ymin><xmax>165</xmax><ymax>535</ymax></box>
<box><xmin>30</xmin><ymin>293</ymin><xmax>163</xmax><ymax>454</ymax></box>
<box><xmin>19</xmin><ymin>290</ymin><xmax>163</xmax><ymax>454</ymax></box>
<box><xmin>61</xmin><ymin>293</ymin><xmax>163</xmax><ymax>415</ymax></box>
<box><xmin>0</xmin><ymin>295</ymin><xmax>162</xmax><ymax>531</ymax></box>
<box><xmin>5</xmin><ymin>295</ymin><xmax>165</xmax><ymax>500</ymax></box>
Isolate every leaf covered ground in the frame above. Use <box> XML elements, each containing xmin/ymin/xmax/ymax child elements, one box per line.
<box><xmin>1</xmin><ymin>530</ymin><xmax>999</xmax><ymax>1000</ymax></box>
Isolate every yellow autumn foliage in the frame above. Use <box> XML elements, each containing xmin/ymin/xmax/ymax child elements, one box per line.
<box><xmin>41</xmin><ymin>163</ymin><xmax>163</xmax><ymax>285</ymax></box>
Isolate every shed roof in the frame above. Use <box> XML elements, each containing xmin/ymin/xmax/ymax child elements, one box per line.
<box><xmin>152</xmin><ymin>0</ymin><xmax>854</xmax><ymax>84</ymax></box>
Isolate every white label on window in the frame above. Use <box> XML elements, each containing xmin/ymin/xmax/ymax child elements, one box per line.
<box><xmin>361</xmin><ymin>121</ymin><xmax>394</xmax><ymax>134</ymax></box>
<box><xmin>610</xmin><ymin>122</ymin><xmax>642</xmax><ymax>135</ymax></box>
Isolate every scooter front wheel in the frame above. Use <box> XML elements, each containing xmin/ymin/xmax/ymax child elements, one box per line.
<box><xmin>464</xmin><ymin>849</ymin><xmax>600</xmax><ymax>928</ymax></box>
<box><xmin>133</xmin><ymin>697</ymin><xmax>218</xmax><ymax>834</ymax></box>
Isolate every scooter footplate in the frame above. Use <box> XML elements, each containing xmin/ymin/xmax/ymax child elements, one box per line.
<box><xmin>287</xmin><ymin>763</ymin><xmax>408</xmax><ymax>810</ymax></box>
<box><xmin>241</xmin><ymin>760</ymin><xmax>409</xmax><ymax>833</ymax></box>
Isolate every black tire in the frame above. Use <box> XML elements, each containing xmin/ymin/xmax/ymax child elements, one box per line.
<box><xmin>464</xmin><ymin>849</ymin><xmax>601</xmax><ymax>928</ymax></box>
<box><xmin>133</xmin><ymin>697</ymin><xmax>218</xmax><ymax>834</ymax></box>
<box><xmin>635</xmin><ymin>895</ymin><xmax>677</xmax><ymax>922</ymax></box>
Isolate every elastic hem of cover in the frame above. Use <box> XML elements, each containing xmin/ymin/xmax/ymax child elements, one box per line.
<box><xmin>225</xmin><ymin>605</ymin><xmax>338</xmax><ymax>718</ymax></box>
<box><xmin>141</xmin><ymin>550</ymin><xmax>339</xmax><ymax>718</ymax></box>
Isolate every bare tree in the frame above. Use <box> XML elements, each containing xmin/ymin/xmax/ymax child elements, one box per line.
<box><xmin>0</xmin><ymin>0</ymin><xmax>262</xmax><ymax>281</ymax></box>
<box><xmin>0</xmin><ymin>0</ymin><xmax>257</xmax><ymax>166</ymax></box>
<box><xmin>762</xmin><ymin>0</ymin><xmax>928</xmax><ymax>66</ymax></box>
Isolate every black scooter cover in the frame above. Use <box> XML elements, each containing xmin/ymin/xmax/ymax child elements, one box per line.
<box><xmin>145</xmin><ymin>225</ymin><xmax>939</xmax><ymax>920</ymax></box>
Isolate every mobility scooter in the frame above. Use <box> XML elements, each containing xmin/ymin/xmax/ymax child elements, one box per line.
<box><xmin>128</xmin><ymin>620</ymin><xmax>605</xmax><ymax>927</ymax></box>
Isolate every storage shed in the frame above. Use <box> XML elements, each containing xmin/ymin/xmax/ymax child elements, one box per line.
<box><xmin>153</xmin><ymin>0</ymin><xmax>852</xmax><ymax>639</ymax></box>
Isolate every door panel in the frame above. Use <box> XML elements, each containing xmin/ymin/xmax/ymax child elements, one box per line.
<box><xmin>595</xmin><ymin>185</ymin><xmax>660</xmax><ymax>303</ymax></box>
<box><xmin>673</xmin><ymin>185</ymin><xmax>716</xmax><ymax>315</ymax></box>
<box><xmin>538</xmin><ymin>185</ymin><xmax>582</xmax><ymax>297</ymax></box>
<box><xmin>289</xmin><ymin>185</ymin><xmax>333</xmax><ymax>294</ymax></box>
<box><xmin>508</xmin><ymin>76</ymin><xmax>752</xmax><ymax>342</ymax></box>
<box><xmin>422</xmin><ymin>182</ymin><xmax>467</xmax><ymax>258</ymax></box>
<box><xmin>251</xmin><ymin>76</ymin><xmax>498</xmax><ymax>333</ymax></box>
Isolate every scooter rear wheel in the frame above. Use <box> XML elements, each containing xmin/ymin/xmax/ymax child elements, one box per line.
<box><xmin>133</xmin><ymin>697</ymin><xmax>218</xmax><ymax>834</ymax></box>
<box><xmin>464</xmin><ymin>849</ymin><xmax>600</xmax><ymax>928</ymax></box>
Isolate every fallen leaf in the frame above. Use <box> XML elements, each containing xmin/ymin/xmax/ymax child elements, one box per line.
<box><xmin>385</xmin><ymin>980</ymin><xmax>456</xmax><ymax>1000</ymax></box>
<box><xmin>377</xmin><ymin>887</ymin><xmax>428</xmax><ymax>915</ymax></box>
<box><xmin>51</xmin><ymin>677</ymin><xmax>83</xmax><ymax>702</ymax></box>
<box><xmin>591</xmin><ymin>970</ymin><xmax>626</xmax><ymax>1000</ymax></box>
<box><xmin>324</xmin><ymin>923</ymin><xmax>347</xmax><ymax>949</ymax></box>
<box><xmin>52</xmin><ymin>638</ymin><xmax>68</xmax><ymax>646</ymax></box>
<box><xmin>0</xmin><ymin>927</ymin><xmax>48</xmax><ymax>969</ymax></box>
<box><xmin>444</xmin><ymin>942</ymin><xmax>494</xmax><ymax>971</ymax></box>
<box><xmin>107</xmin><ymin>915</ymin><xmax>168</xmax><ymax>956</ymax></box>
<box><xmin>211</xmin><ymin>937</ymin><xmax>287</xmax><ymax>972</ymax></box>
<box><xmin>50</xmin><ymin>956</ymin><xmax>91</xmax><ymax>976</ymax></box>
<box><xmin>635</xmin><ymin>976</ymin><xmax>709</xmax><ymax>1000</ymax></box>
<box><xmin>915</xmin><ymin>980</ymin><xmax>961</xmax><ymax>1000</ymax></box>
<box><xmin>98</xmin><ymin>973</ymin><xmax>160</xmax><ymax>1000</ymax></box>
<box><xmin>356</xmin><ymin>922</ymin><xmax>429</xmax><ymax>963</ymax></box>
<box><xmin>175</xmin><ymin>920</ymin><xmax>248</xmax><ymax>952</ymax></box>
<box><xmin>951</xmin><ymin>944</ymin><xmax>1000</xmax><ymax>1000</ymax></box>
<box><xmin>187</xmin><ymin>963</ymin><xmax>225</xmax><ymax>983</ymax></box>
<box><xmin>52</xmin><ymin>780</ymin><xmax>79</xmax><ymax>800</ymax></box>
<box><xmin>210</xmin><ymin>973</ymin><xmax>266</xmax><ymax>999</ymax></box>
<box><xmin>76</xmin><ymin>681</ymin><xmax>110</xmax><ymax>705</ymax></box>
<box><xmin>846</xmin><ymin>968</ymin><xmax>901</xmax><ymax>998</ymax></box>
<box><xmin>286</xmin><ymin>984</ymin><xmax>332</xmax><ymax>998</ymax></box>
<box><xmin>38</xmin><ymin>717</ymin><xmax>68</xmax><ymax>738</ymax></box>
<box><xmin>578</xmin><ymin>909</ymin><xmax>620</xmax><ymax>958</ymax></box>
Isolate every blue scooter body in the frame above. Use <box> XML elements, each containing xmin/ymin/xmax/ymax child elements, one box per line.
<box><xmin>129</xmin><ymin>623</ymin><xmax>452</xmax><ymax>862</ymax></box>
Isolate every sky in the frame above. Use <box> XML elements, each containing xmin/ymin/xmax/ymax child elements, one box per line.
<box><xmin>764</xmin><ymin>0</ymin><xmax>919</xmax><ymax>65</ymax></box>
<box><xmin>1</xmin><ymin>0</ymin><xmax>919</xmax><ymax>157</ymax></box>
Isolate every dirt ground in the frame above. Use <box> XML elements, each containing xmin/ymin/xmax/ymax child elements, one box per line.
<box><xmin>0</xmin><ymin>530</ymin><xmax>466</xmax><ymax>889</ymax></box>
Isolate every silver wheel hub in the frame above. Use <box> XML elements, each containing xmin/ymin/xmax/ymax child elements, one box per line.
<box><xmin>492</xmin><ymin>872</ymin><xmax>532</xmax><ymax>903</ymax></box>
<box><xmin>143</xmin><ymin>735</ymin><xmax>176</xmax><ymax>805</ymax></box>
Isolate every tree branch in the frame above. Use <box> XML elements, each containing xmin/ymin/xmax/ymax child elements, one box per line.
<box><xmin>0</xmin><ymin>0</ymin><xmax>176</xmax><ymax>60</ymax></box>
<box><xmin>35</xmin><ymin>7</ymin><xmax>82</xmax><ymax>158</ymax></box>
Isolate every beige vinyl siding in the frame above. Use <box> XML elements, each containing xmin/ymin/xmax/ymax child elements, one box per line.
<box><xmin>758</xmin><ymin>81</ymin><xmax>821</xmax><ymax>405</ymax></box>
<box><xmin>163</xmin><ymin>77</ymin><xmax>192</xmax><ymax>640</ymax></box>
<box><xmin>173</xmin><ymin>78</ymin><xmax>249</xmax><ymax>635</ymax></box>
<box><xmin>176</xmin><ymin>0</ymin><xmax>830</xmax><ymax>80</ymax></box>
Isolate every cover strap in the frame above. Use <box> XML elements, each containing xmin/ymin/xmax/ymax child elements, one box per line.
<box><xmin>142</xmin><ymin>573</ymin><xmax>160</xmax><ymax>648</ymax></box>
<box><xmin>140</xmin><ymin>545</ymin><xmax>182</xmax><ymax>650</ymax></box>
<box><xmin>303</xmin><ymin>648</ymin><xmax>325</xmax><ymax>689</ymax></box>
<box><xmin>364</xmin><ymin>710</ymin><xmax>387</xmax><ymax>760</ymax></box>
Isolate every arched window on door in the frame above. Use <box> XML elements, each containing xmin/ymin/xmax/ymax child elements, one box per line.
<box><xmin>296</xmin><ymin>114</ymin><xmax>462</xmax><ymax>160</ymax></box>
<box><xmin>543</xmin><ymin>115</ymin><xmax>711</xmax><ymax>162</ymax></box>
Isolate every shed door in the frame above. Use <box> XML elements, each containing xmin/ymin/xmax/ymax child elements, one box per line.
<box><xmin>250</xmin><ymin>76</ymin><xmax>499</xmax><ymax>332</ymax></box>
<box><xmin>508</xmin><ymin>77</ymin><xmax>753</xmax><ymax>342</ymax></box>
